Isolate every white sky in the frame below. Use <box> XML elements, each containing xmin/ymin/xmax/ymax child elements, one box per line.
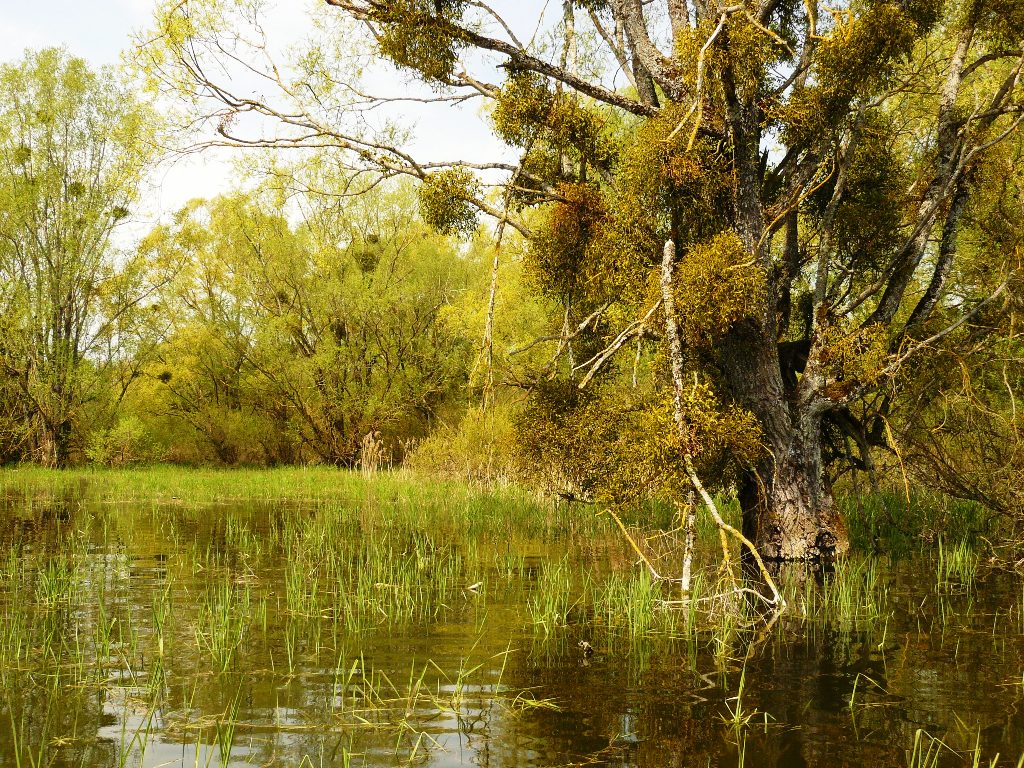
<box><xmin>1</xmin><ymin>0</ymin><xmax>234</xmax><ymax>231</ymax></box>
<box><xmin>0</xmin><ymin>0</ymin><xmax>544</xmax><ymax>233</ymax></box>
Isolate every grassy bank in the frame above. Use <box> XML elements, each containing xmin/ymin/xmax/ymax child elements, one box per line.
<box><xmin>0</xmin><ymin>464</ymin><xmax>539</xmax><ymax>506</ymax></box>
<box><xmin>837</xmin><ymin>488</ymin><xmax>993</xmax><ymax>553</ymax></box>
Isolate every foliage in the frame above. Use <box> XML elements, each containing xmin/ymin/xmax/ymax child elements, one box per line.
<box><xmin>526</xmin><ymin>183</ymin><xmax>607</xmax><ymax>299</ymax></box>
<box><xmin>140</xmin><ymin>176</ymin><xmax>476</xmax><ymax>466</ymax></box>
<box><xmin>779</xmin><ymin>1</ymin><xmax>929</xmax><ymax>148</ymax></box>
<box><xmin>514</xmin><ymin>105</ymin><xmax>765</xmax><ymax>501</ymax></box>
<box><xmin>516</xmin><ymin>379</ymin><xmax>761</xmax><ymax>505</ymax></box>
<box><xmin>492</xmin><ymin>69</ymin><xmax>617</xmax><ymax>172</ymax></box>
<box><xmin>673</xmin><ymin>232</ymin><xmax>768</xmax><ymax>346</ymax></box>
<box><xmin>816</xmin><ymin>323</ymin><xmax>889</xmax><ymax>396</ymax></box>
<box><xmin>85</xmin><ymin>416</ymin><xmax>161</xmax><ymax>467</ymax></box>
<box><xmin>886</xmin><ymin>128</ymin><xmax>1024</xmax><ymax>525</ymax></box>
<box><xmin>406</xmin><ymin>401</ymin><xmax>523</xmax><ymax>483</ymax></box>
<box><xmin>0</xmin><ymin>48</ymin><xmax>156</xmax><ymax>466</ymax></box>
<box><xmin>373</xmin><ymin>0</ymin><xmax>469</xmax><ymax>83</ymax></box>
<box><xmin>523</xmin><ymin>106</ymin><xmax>735</xmax><ymax>312</ymax></box>
<box><xmin>418</xmin><ymin>168</ymin><xmax>480</xmax><ymax>237</ymax></box>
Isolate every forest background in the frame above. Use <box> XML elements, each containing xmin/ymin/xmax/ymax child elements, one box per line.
<box><xmin>3</xmin><ymin>0</ymin><xmax>1024</xmax><ymax>559</ymax></box>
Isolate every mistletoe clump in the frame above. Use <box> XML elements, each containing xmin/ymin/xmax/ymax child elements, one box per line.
<box><xmin>516</xmin><ymin>378</ymin><xmax>762</xmax><ymax>504</ymax></box>
<box><xmin>492</xmin><ymin>69</ymin><xmax>617</xmax><ymax>172</ymax></box>
<box><xmin>418</xmin><ymin>168</ymin><xmax>480</xmax><ymax>237</ymax></box>
<box><xmin>674</xmin><ymin>231</ymin><xmax>768</xmax><ymax>346</ymax></box>
<box><xmin>373</xmin><ymin>0</ymin><xmax>469</xmax><ymax>83</ymax></box>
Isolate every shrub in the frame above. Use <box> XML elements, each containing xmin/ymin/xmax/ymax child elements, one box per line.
<box><xmin>405</xmin><ymin>403</ymin><xmax>521</xmax><ymax>484</ymax></box>
<box><xmin>85</xmin><ymin>416</ymin><xmax>162</xmax><ymax>467</ymax></box>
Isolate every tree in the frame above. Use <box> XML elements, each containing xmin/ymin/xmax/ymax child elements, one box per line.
<box><xmin>140</xmin><ymin>0</ymin><xmax>1024</xmax><ymax>558</ymax></box>
<box><xmin>892</xmin><ymin>131</ymin><xmax>1024</xmax><ymax>525</ymax></box>
<box><xmin>141</xmin><ymin>176</ymin><xmax>475</xmax><ymax>466</ymax></box>
<box><xmin>0</xmin><ymin>48</ymin><xmax>156</xmax><ymax>466</ymax></box>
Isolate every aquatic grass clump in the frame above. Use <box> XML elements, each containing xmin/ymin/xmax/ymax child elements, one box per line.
<box><xmin>592</xmin><ymin>569</ymin><xmax>663</xmax><ymax>638</ymax></box>
<box><xmin>784</xmin><ymin>557</ymin><xmax>888</xmax><ymax>630</ymax></box>
<box><xmin>34</xmin><ymin>555</ymin><xmax>81</xmax><ymax>609</ymax></box>
<box><xmin>492</xmin><ymin>549</ymin><xmax>527</xmax><ymax>579</ymax></box>
<box><xmin>839</xmin><ymin>489</ymin><xmax>990</xmax><ymax>554</ymax></box>
<box><xmin>528</xmin><ymin>556</ymin><xmax>579</xmax><ymax>633</ymax></box>
<box><xmin>195</xmin><ymin>576</ymin><xmax>252</xmax><ymax>674</ymax></box>
<box><xmin>937</xmin><ymin>538</ymin><xmax>979</xmax><ymax>592</ymax></box>
<box><xmin>905</xmin><ymin>728</ymin><xmax>1022</xmax><ymax>768</ymax></box>
<box><xmin>285</xmin><ymin>549</ymin><xmax>323</xmax><ymax>619</ymax></box>
<box><xmin>273</xmin><ymin>506</ymin><xmax>473</xmax><ymax>632</ymax></box>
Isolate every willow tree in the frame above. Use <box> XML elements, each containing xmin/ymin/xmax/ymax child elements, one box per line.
<box><xmin>139</xmin><ymin>177</ymin><xmax>476</xmax><ymax>466</ymax></box>
<box><xmin>0</xmin><ymin>49</ymin><xmax>156</xmax><ymax>466</ymax></box>
<box><xmin>141</xmin><ymin>0</ymin><xmax>1024</xmax><ymax>558</ymax></box>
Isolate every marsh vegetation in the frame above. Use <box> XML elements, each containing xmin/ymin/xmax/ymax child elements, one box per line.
<box><xmin>2</xmin><ymin>468</ymin><xmax>1024</xmax><ymax>767</ymax></box>
<box><xmin>4</xmin><ymin>0</ymin><xmax>1024</xmax><ymax>763</ymax></box>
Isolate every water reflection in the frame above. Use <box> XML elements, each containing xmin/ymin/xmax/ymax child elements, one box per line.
<box><xmin>1</xmin><ymin>491</ymin><xmax>1024</xmax><ymax>767</ymax></box>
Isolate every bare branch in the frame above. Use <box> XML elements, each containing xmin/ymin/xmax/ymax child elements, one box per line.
<box><xmin>325</xmin><ymin>0</ymin><xmax>659</xmax><ymax>117</ymax></box>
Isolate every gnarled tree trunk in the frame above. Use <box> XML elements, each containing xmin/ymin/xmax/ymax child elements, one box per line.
<box><xmin>738</xmin><ymin>437</ymin><xmax>849</xmax><ymax>561</ymax></box>
<box><xmin>720</xmin><ymin>319</ymin><xmax>849</xmax><ymax>561</ymax></box>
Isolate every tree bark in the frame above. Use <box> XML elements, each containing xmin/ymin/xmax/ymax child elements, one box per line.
<box><xmin>738</xmin><ymin>433</ymin><xmax>849</xmax><ymax>561</ymax></box>
<box><xmin>720</xmin><ymin>320</ymin><xmax>849</xmax><ymax>560</ymax></box>
<box><xmin>52</xmin><ymin>419</ymin><xmax>73</xmax><ymax>469</ymax></box>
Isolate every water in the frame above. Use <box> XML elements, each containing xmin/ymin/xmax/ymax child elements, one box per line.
<box><xmin>2</xmin><ymin>482</ymin><xmax>1024</xmax><ymax>767</ymax></box>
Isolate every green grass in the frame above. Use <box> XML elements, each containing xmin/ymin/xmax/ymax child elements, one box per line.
<box><xmin>838</xmin><ymin>488</ymin><xmax>990</xmax><ymax>554</ymax></box>
<box><xmin>782</xmin><ymin>557</ymin><xmax>888</xmax><ymax>630</ymax></box>
<box><xmin>0</xmin><ymin>467</ymin><xmax>1012</xmax><ymax>768</ymax></box>
<box><xmin>937</xmin><ymin>537</ymin><xmax>980</xmax><ymax>592</ymax></box>
<box><xmin>0</xmin><ymin>464</ymin><xmax>539</xmax><ymax>513</ymax></box>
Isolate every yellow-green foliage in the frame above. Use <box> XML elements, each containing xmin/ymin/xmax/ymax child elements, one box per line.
<box><xmin>673</xmin><ymin>379</ymin><xmax>763</xmax><ymax>466</ymax></box>
<box><xmin>780</xmin><ymin>2</ymin><xmax>924</xmax><ymax>147</ymax></box>
<box><xmin>673</xmin><ymin>231</ymin><xmax>767</xmax><ymax>346</ymax></box>
<box><xmin>492</xmin><ymin>70</ymin><xmax>617</xmax><ymax>171</ymax></box>
<box><xmin>492</xmin><ymin>70</ymin><xmax>555</xmax><ymax>148</ymax></box>
<box><xmin>979</xmin><ymin>0</ymin><xmax>1024</xmax><ymax>46</ymax></box>
<box><xmin>418</xmin><ymin>168</ymin><xmax>480</xmax><ymax>236</ymax></box>
<box><xmin>523</xmin><ymin>106</ymin><xmax>734</xmax><ymax>307</ymax></box>
<box><xmin>811</xmin><ymin>118</ymin><xmax>907</xmax><ymax>269</ymax></box>
<box><xmin>675</xmin><ymin>15</ymin><xmax>788</xmax><ymax>97</ymax></box>
<box><xmin>518</xmin><ymin>106</ymin><xmax>734</xmax><ymax>308</ymax></box>
<box><xmin>604</xmin><ymin>105</ymin><xmax>731</xmax><ymax>263</ymax></box>
<box><xmin>373</xmin><ymin>0</ymin><xmax>468</xmax><ymax>83</ymax></box>
<box><xmin>818</xmin><ymin>323</ymin><xmax>890</xmax><ymax>397</ymax></box>
<box><xmin>406</xmin><ymin>403</ymin><xmax>522</xmax><ymax>483</ymax></box>
<box><xmin>526</xmin><ymin>183</ymin><xmax>606</xmax><ymax>297</ymax></box>
<box><xmin>516</xmin><ymin>379</ymin><xmax>761</xmax><ymax>504</ymax></box>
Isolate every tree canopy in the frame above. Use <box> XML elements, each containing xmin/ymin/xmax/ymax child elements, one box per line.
<box><xmin>0</xmin><ymin>48</ymin><xmax>157</xmax><ymax>466</ymax></box>
<box><xmin>135</xmin><ymin>175</ymin><xmax>478</xmax><ymax>466</ymax></box>
<box><xmin>136</xmin><ymin>0</ymin><xmax>1024</xmax><ymax>558</ymax></box>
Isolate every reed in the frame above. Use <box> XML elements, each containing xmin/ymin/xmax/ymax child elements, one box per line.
<box><xmin>0</xmin><ymin>466</ymin><xmax>1012</xmax><ymax>768</ymax></box>
<box><xmin>528</xmin><ymin>556</ymin><xmax>578</xmax><ymax>633</ymax></box>
<box><xmin>937</xmin><ymin>537</ymin><xmax>980</xmax><ymax>592</ymax></box>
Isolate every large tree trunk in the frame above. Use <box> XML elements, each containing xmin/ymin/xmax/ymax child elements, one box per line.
<box><xmin>738</xmin><ymin>437</ymin><xmax>849</xmax><ymax>561</ymax></box>
<box><xmin>720</xmin><ymin>319</ymin><xmax>849</xmax><ymax>561</ymax></box>
<box><xmin>36</xmin><ymin>417</ymin><xmax>73</xmax><ymax>469</ymax></box>
<box><xmin>52</xmin><ymin>419</ymin><xmax>73</xmax><ymax>469</ymax></box>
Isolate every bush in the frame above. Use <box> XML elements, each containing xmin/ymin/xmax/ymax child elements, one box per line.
<box><xmin>405</xmin><ymin>403</ymin><xmax>521</xmax><ymax>483</ymax></box>
<box><xmin>85</xmin><ymin>416</ymin><xmax>162</xmax><ymax>467</ymax></box>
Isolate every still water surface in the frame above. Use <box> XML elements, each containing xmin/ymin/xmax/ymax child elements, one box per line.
<box><xmin>1</xmin><ymin>485</ymin><xmax>1023</xmax><ymax>768</ymax></box>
